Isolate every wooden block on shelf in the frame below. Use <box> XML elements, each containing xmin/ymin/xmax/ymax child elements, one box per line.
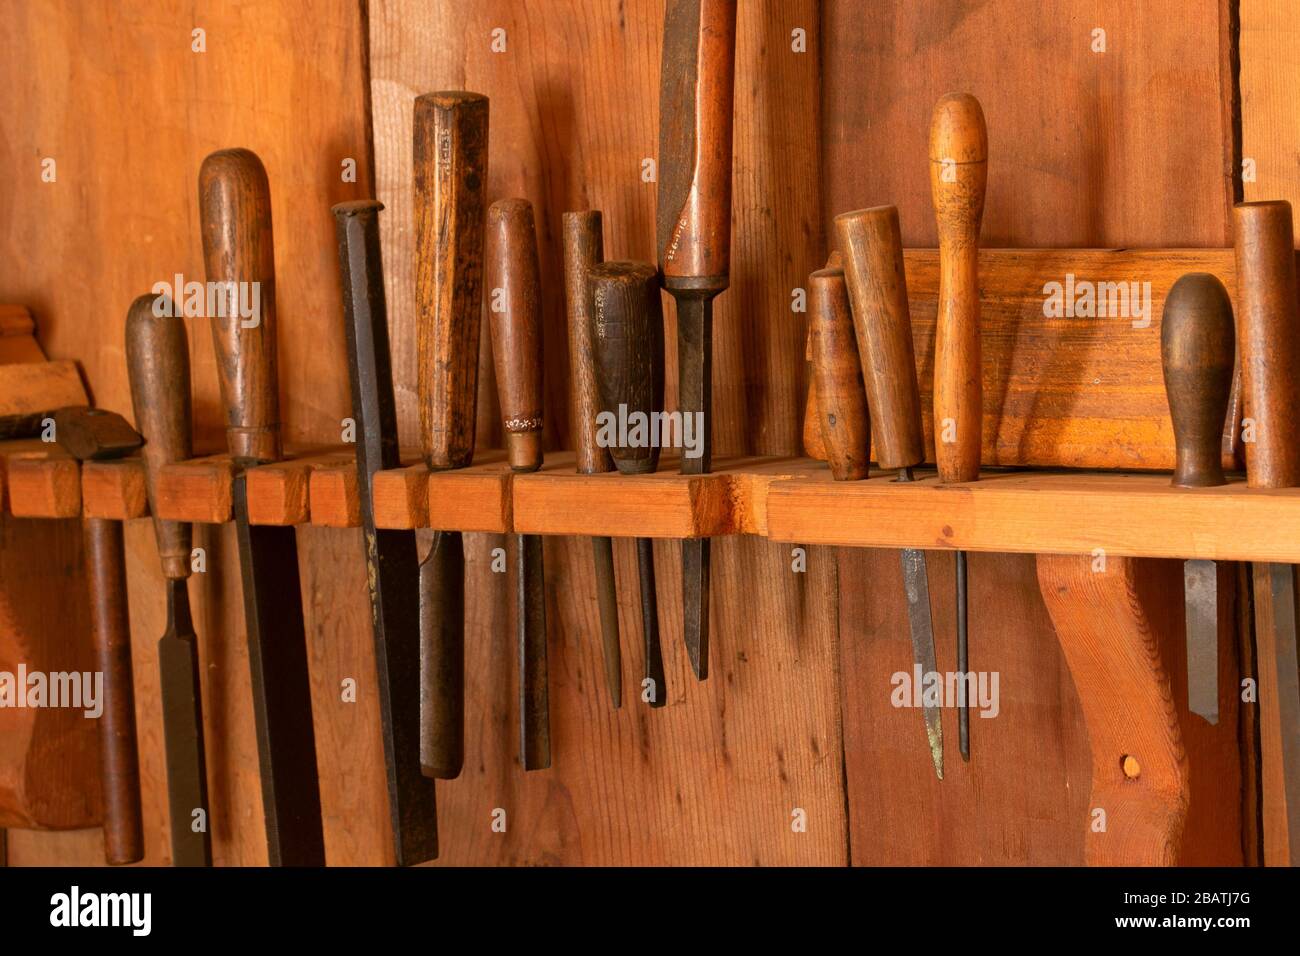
<box><xmin>81</xmin><ymin>459</ymin><xmax>147</xmax><ymax>519</ymax></box>
<box><xmin>425</xmin><ymin>454</ymin><xmax>513</xmax><ymax>533</ymax></box>
<box><xmin>5</xmin><ymin>453</ymin><xmax>80</xmax><ymax>518</ymax></box>
<box><xmin>309</xmin><ymin>460</ymin><xmax>360</xmax><ymax>528</ymax></box>
<box><xmin>371</xmin><ymin>463</ymin><xmax>429</xmax><ymax>530</ymax></box>
<box><xmin>246</xmin><ymin>451</ymin><xmax>355</xmax><ymax>525</ymax></box>
<box><xmin>156</xmin><ymin>455</ymin><xmax>233</xmax><ymax>524</ymax></box>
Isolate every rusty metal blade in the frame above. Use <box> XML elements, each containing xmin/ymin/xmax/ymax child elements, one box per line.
<box><xmin>676</xmin><ymin>292</ymin><xmax>713</xmax><ymax>680</ymax></box>
<box><xmin>592</xmin><ymin>536</ymin><xmax>622</xmax><ymax>708</ymax></box>
<box><xmin>519</xmin><ymin>534</ymin><xmax>550</xmax><ymax>770</ymax></box>
<box><xmin>158</xmin><ymin>577</ymin><xmax>212</xmax><ymax>866</ymax></box>
<box><xmin>1184</xmin><ymin>559</ymin><xmax>1219</xmax><ymax>725</ymax></box>
<box><xmin>638</xmin><ymin>536</ymin><xmax>667</xmax><ymax>707</ymax></box>
<box><xmin>901</xmin><ymin>547</ymin><xmax>943</xmax><ymax>780</ymax></box>
<box><xmin>1268</xmin><ymin>562</ymin><xmax>1300</xmax><ymax>860</ymax></box>
<box><xmin>420</xmin><ymin>530</ymin><xmax>464</xmax><ymax>780</ymax></box>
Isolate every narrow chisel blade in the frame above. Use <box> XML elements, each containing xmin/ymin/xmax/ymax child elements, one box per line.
<box><xmin>519</xmin><ymin>534</ymin><xmax>550</xmax><ymax>770</ymax></box>
<box><xmin>1268</xmin><ymin>563</ymin><xmax>1300</xmax><ymax>860</ymax></box>
<box><xmin>419</xmin><ymin>529</ymin><xmax>464</xmax><ymax>781</ymax></box>
<box><xmin>638</xmin><ymin>536</ymin><xmax>667</xmax><ymax>707</ymax></box>
<box><xmin>675</xmin><ymin>292</ymin><xmax>713</xmax><ymax>681</ymax></box>
<box><xmin>591</xmin><ymin>535</ymin><xmax>622</xmax><ymax>708</ymax></box>
<box><xmin>1184</xmin><ymin>559</ymin><xmax>1219</xmax><ymax>725</ymax></box>
<box><xmin>901</xmin><ymin>547</ymin><xmax>943</xmax><ymax>780</ymax></box>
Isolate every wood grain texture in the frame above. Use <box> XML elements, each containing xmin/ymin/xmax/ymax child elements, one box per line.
<box><xmin>81</xmin><ymin>461</ymin><xmax>148</xmax><ymax>520</ymax></box>
<box><xmin>562</xmin><ymin>211</ymin><xmax>611</xmax><ymax>474</ymax></box>
<box><xmin>808</xmin><ymin>269</ymin><xmax>868</xmax><ymax>481</ymax></box>
<box><xmin>0</xmin><ymin>362</ymin><xmax>87</xmax><ymax>439</ymax></box>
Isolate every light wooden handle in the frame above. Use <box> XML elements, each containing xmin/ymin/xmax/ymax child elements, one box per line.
<box><xmin>562</xmin><ymin>211</ymin><xmax>612</xmax><ymax>475</ymax></box>
<box><xmin>810</xmin><ymin>268</ymin><xmax>870</xmax><ymax>480</ymax></box>
<box><xmin>930</xmin><ymin>93</ymin><xmax>987</xmax><ymax>483</ymax></box>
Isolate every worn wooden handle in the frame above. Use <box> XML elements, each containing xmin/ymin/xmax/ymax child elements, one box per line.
<box><xmin>562</xmin><ymin>211</ymin><xmax>612</xmax><ymax>475</ymax></box>
<box><xmin>487</xmin><ymin>198</ymin><xmax>544</xmax><ymax>472</ymax></box>
<box><xmin>415</xmin><ymin>91</ymin><xmax>489</xmax><ymax>471</ymax></box>
<box><xmin>198</xmin><ymin>148</ymin><xmax>282</xmax><ymax>465</ymax></box>
<box><xmin>1160</xmin><ymin>273</ymin><xmax>1235</xmax><ymax>488</ymax></box>
<box><xmin>590</xmin><ymin>261</ymin><xmax>665</xmax><ymax>476</ymax></box>
<box><xmin>835</xmin><ymin>205</ymin><xmax>925</xmax><ymax>471</ymax></box>
<box><xmin>656</xmin><ymin>0</ymin><xmax>737</xmax><ymax>288</ymax></box>
<box><xmin>810</xmin><ymin>268</ymin><xmax>870</xmax><ymax>481</ymax></box>
<box><xmin>930</xmin><ymin>93</ymin><xmax>987</xmax><ymax>483</ymax></box>
<box><xmin>126</xmin><ymin>293</ymin><xmax>194</xmax><ymax>580</ymax></box>
<box><xmin>1233</xmin><ymin>200</ymin><xmax>1300</xmax><ymax>489</ymax></box>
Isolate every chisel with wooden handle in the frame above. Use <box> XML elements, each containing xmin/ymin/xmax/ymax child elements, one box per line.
<box><xmin>808</xmin><ymin>268</ymin><xmax>869</xmax><ymax>482</ymax></box>
<box><xmin>125</xmin><ymin>293</ymin><xmax>212</xmax><ymax>867</ymax></box>
<box><xmin>836</xmin><ymin>204</ymin><xmax>944</xmax><ymax>780</ymax></box>
<box><xmin>488</xmin><ymin>198</ymin><xmax>549</xmax><ymax>770</ymax></box>
<box><xmin>414</xmin><ymin>91</ymin><xmax>487</xmax><ymax>779</ymax></box>
<box><xmin>657</xmin><ymin>0</ymin><xmax>737</xmax><ymax>680</ymax></box>
<box><xmin>590</xmin><ymin>261</ymin><xmax>669</xmax><ymax>708</ymax></box>
<box><xmin>334</xmin><ymin>199</ymin><xmax>440</xmax><ymax>865</ymax></box>
<box><xmin>563</xmin><ymin>211</ymin><xmax>625</xmax><ymax>709</ymax></box>
<box><xmin>1234</xmin><ymin>199</ymin><xmax>1300</xmax><ymax>861</ymax></box>
<box><xmin>930</xmin><ymin>92</ymin><xmax>987</xmax><ymax>762</ymax></box>
<box><xmin>53</xmin><ymin>406</ymin><xmax>144</xmax><ymax>864</ymax></box>
<box><xmin>1159</xmin><ymin>272</ymin><xmax>1235</xmax><ymax>726</ymax></box>
<box><xmin>200</xmin><ymin>147</ymin><xmax>325</xmax><ymax>865</ymax></box>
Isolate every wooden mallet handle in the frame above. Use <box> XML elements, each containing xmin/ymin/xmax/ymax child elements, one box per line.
<box><xmin>487</xmin><ymin>198</ymin><xmax>544</xmax><ymax>473</ymax></box>
<box><xmin>562</xmin><ymin>211</ymin><xmax>612</xmax><ymax>475</ymax></box>
<box><xmin>809</xmin><ymin>267</ymin><xmax>870</xmax><ymax>481</ymax></box>
<box><xmin>930</xmin><ymin>93</ymin><xmax>987</xmax><ymax>483</ymax></box>
<box><xmin>415</xmin><ymin>91</ymin><xmax>489</xmax><ymax>471</ymax></box>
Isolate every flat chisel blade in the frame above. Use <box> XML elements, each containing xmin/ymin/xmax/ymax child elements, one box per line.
<box><xmin>1183</xmin><ymin>559</ymin><xmax>1219</xmax><ymax>725</ymax></box>
<box><xmin>675</xmin><ymin>292</ymin><xmax>713</xmax><ymax>680</ymax></box>
<box><xmin>419</xmin><ymin>529</ymin><xmax>465</xmax><ymax>781</ymax></box>
<box><xmin>591</xmin><ymin>535</ymin><xmax>622</xmax><ymax>708</ymax></box>
<box><xmin>1269</xmin><ymin>563</ymin><xmax>1300</xmax><ymax>861</ymax></box>
<box><xmin>901</xmin><ymin>547</ymin><xmax>943</xmax><ymax>780</ymax></box>
<box><xmin>519</xmin><ymin>533</ymin><xmax>550</xmax><ymax>770</ymax></box>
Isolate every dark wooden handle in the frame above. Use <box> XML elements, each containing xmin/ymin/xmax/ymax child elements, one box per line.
<box><xmin>1233</xmin><ymin>200</ymin><xmax>1300</xmax><ymax>489</ymax></box>
<box><xmin>415</xmin><ymin>91</ymin><xmax>489</xmax><ymax>471</ymax></box>
<box><xmin>83</xmin><ymin>517</ymin><xmax>143</xmax><ymax>865</ymax></box>
<box><xmin>51</xmin><ymin>407</ymin><xmax>142</xmax><ymax>461</ymax></box>
<box><xmin>656</xmin><ymin>0</ymin><xmax>737</xmax><ymax>288</ymax></box>
<box><xmin>835</xmin><ymin>205</ymin><xmax>925</xmax><ymax>471</ymax></box>
<box><xmin>810</xmin><ymin>268</ymin><xmax>870</xmax><ymax>481</ymax></box>
<box><xmin>487</xmin><ymin>198</ymin><xmax>544</xmax><ymax>472</ymax></box>
<box><xmin>1160</xmin><ymin>273</ymin><xmax>1235</xmax><ymax>488</ymax></box>
<box><xmin>198</xmin><ymin>148</ymin><xmax>282</xmax><ymax>465</ymax></box>
<box><xmin>562</xmin><ymin>211</ymin><xmax>612</xmax><ymax>475</ymax></box>
<box><xmin>930</xmin><ymin>93</ymin><xmax>987</xmax><ymax>483</ymax></box>
<box><xmin>589</xmin><ymin>261</ymin><xmax>665</xmax><ymax>476</ymax></box>
<box><xmin>126</xmin><ymin>293</ymin><xmax>194</xmax><ymax>580</ymax></box>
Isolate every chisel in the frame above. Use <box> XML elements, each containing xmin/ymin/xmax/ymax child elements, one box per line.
<box><xmin>125</xmin><ymin>293</ymin><xmax>212</xmax><ymax>867</ymax></box>
<box><xmin>930</xmin><ymin>93</ymin><xmax>987</xmax><ymax>762</ymax></box>
<box><xmin>487</xmin><ymin>198</ymin><xmax>549</xmax><ymax>770</ymax></box>
<box><xmin>656</xmin><ymin>0</ymin><xmax>737</xmax><ymax>680</ymax></box>
<box><xmin>333</xmin><ymin>199</ymin><xmax>440</xmax><ymax>865</ymax></box>
<box><xmin>808</xmin><ymin>268</ymin><xmax>870</xmax><ymax>483</ymax></box>
<box><xmin>1159</xmin><ymin>273</ymin><xmax>1235</xmax><ymax>725</ymax></box>
<box><xmin>199</xmin><ymin>147</ymin><xmax>325</xmax><ymax>865</ymax></box>
<box><xmin>836</xmin><ymin>205</ymin><xmax>944</xmax><ymax>780</ymax></box>
<box><xmin>562</xmin><ymin>211</ymin><xmax>626</xmax><ymax>709</ymax></box>
<box><xmin>589</xmin><ymin>261</ymin><xmax>669</xmax><ymax>708</ymax></box>
<box><xmin>1233</xmin><ymin>199</ymin><xmax>1300</xmax><ymax>860</ymax></box>
<box><xmin>413</xmin><ymin>90</ymin><xmax>488</xmax><ymax>779</ymax></box>
<box><xmin>53</xmin><ymin>406</ymin><xmax>144</xmax><ymax>864</ymax></box>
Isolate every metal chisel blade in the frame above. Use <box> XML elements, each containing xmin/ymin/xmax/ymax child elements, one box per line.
<box><xmin>1184</xmin><ymin>559</ymin><xmax>1219</xmax><ymax>725</ymax></box>
<box><xmin>1269</xmin><ymin>563</ymin><xmax>1300</xmax><ymax>861</ymax></box>
<box><xmin>901</xmin><ymin>547</ymin><xmax>943</xmax><ymax>780</ymax></box>
<box><xmin>519</xmin><ymin>533</ymin><xmax>550</xmax><ymax>770</ymax></box>
<box><xmin>676</xmin><ymin>292</ymin><xmax>713</xmax><ymax>681</ymax></box>
<box><xmin>419</xmin><ymin>529</ymin><xmax>464</xmax><ymax>782</ymax></box>
<box><xmin>591</xmin><ymin>535</ymin><xmax>622</xmax><ymax>708</ymax></box>
<box><xmin>158</xmin><ymin>577</ymin><xmax>212</xmax><ymax>866</ymax></box>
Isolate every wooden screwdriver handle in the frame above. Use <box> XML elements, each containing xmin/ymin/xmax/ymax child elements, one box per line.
<box><xmin>1233</xmin><ymin>200</ymin><xmax>1300</xmax><ymax>489</ymax></box>
<box><xmin>656</xmin><ymin>0</ymin><xmax>737</xmax><ymax>288</ymax></box>
<box><xmin>835</xmin><ymin>206</ymin><xmax>925</xmax><ymax>471</ymax></box>
<box><xmin>199</xmin><ymin>148</ymin><xmax>283</xmax><ymax>465</ymax></box>
<box><xmin>1160</xmin><ymin>273</ymin><xmax>1235</xmax><ymax>488</ymax></box>
<box><xmin>590</xmin><ymin>261</ymin><xmax>666</xmax><ymax>476</ymax></box>
<box><xmin>930</xmin><ymin>93</ymin><xmax>987</xmax><ymax>483</ymax></box>
<box><xmin>810</xmin><ymin>268</ymin><xmax>870</xmax><ymax>481</ymax></box>
<box><xmin>126</xmin><ymin>293</ymin><xmax>194</xmax><ymax>580</ymax></box>
<box><xmin>562</xmin><ymin>211</ymin><xmax>612</xmax><ymax>475</ymax></box>
<box><xmin>415</xmin><ymin>91</ymin><xmax>489</xmax><ymax>471</ymax></box>
<box><xmin>487</xmin><ymin>198</ymin><xmax>544</xmax><ymax>473</ymax></box>
<box><xmin>802</xmin><ymin>251</ymin><xmax>842</xmax><ymax>462</ymax></box>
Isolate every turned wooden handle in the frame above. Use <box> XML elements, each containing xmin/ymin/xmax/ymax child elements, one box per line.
<box><xmin>562</xmin><ymin>211</ymin><xmax>612</xmax><ymax>475</ymax></box>
<box><xmin>810</xmin><ymin>268</ymin><xmax>870</xmax><ymax>480</ymax></box>
<box><xmin>198</xmin><ymin>148</ymin><xmax>282</xmax><ymax>465</ymax></box>
<box><xmin>1160</xmin><ymin>273</ymin><xmax>1235</xmax><ymax>488</ymax></box>
<box><xmin>1233</xmin><ymin>200</ymin><xmax>1300</xmax><ymax>489</ymax></box>
<box><xmin>487</xmin><ymin>198</ymin><xmax>544</xmax><ymax>473</ymax></box>
<box><xmin>656</xmin><ymin>0</ymin><xmax>737</xmax><ymax>288</ymax></box>
<box><xmin>835</xmin><ymin>206</ymin><xmax>925</xmax><ymax>471</ymax></box>
<box><xmin>126</xmin><ymin>293</ymin><xmax>194</xmax><ymax>580</ymax></box>
<box><xmin>415</xmin><ymin>91</ymin><xmax>489</xmax><ymax>471</ymax></box>
<box><xmin>930</xmin><ymin>93</ymin><xmax>987</xmax><ymax>483</ymax></box>
<box><xmin>802</xmin><ymin>251</ymin><xmax>842</xmax><ymax>461</ymax></box>
<box><xmin>589</xmin><ymin>261</ymin><xmax>665</xmax><ymax>476</ymax></box>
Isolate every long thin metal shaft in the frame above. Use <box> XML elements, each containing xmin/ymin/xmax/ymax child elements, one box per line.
<box><xmin>956</xmin><ymin>550</ymin><xmax>969</xmax><ymax>762</ymax></box>
<box><xmin>1269</xmin><ymin>563</ymin><xmax>1300</xmax><ymax>860</ymax></box>
<box><xmin>676</xmin><ymin>292</ymin><xmax>713</xmax><ymax>679</ymax></box>
<box><xmin>637</xmin><ymin>537</ymin><xmax>667</xmax><ymax>707</ymax></box>
<box><xmin>898</xmin><ymin>466</ymin><xmax>943</xmax><ymax>780</ymax></box>
<box><xmin>519</xmin><ymin>533</ymin><xmax>550</xmax><ymax>770</ymax></box>
<box><xmin>591</xmin><ymin>536</ymin><xmax>622</xmax><ymax>708</ymax></box>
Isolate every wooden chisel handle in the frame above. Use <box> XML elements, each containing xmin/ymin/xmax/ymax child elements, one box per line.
<box><xmin>562</xmin><ymin>211</ymin><xmax>611</xmax><ymax>474</ymax></box>
<box><xmin>656</xmin><ymin>0</ymin><xmax>737</xmax><ymax>289</ymax></box>
<box><xmin>930</xmin><ymin>93</ymin><xmax>987</xmax><ymax>483</ymax></box>
<box><xmin>488</xmin><ymin>199</ymin><xmax>544</xmax><ymax>473</ymax></box>
<box><xmin>416</xmin><ymin>91</ymin><xmax>490</xmax><ymax>471</ymax></box>
<box><xmin>199</xmin><ymin>148</ymin><xmax>283</xmax><ymax>466</ymax></box>
<box><xmin>809</xmin><ymin>268</ymin><xmax>870</xmax><ymax>481</ymax></box>
<box><xmin>1160</xmin><ymin>274</ymin><xmax>1235</xmax><ymax>488</ymax></box>
<box><xmin>126</xmin><ymin>293</ymin><xmax>193</xmax><ymax>579</ymax></box>
<box><xmin>835</xmin><ymin>206</ymin><xmax>925</xmax><ymax>471</ymax></box>
<box><xmin>590</xmin><ymin>261</ymin><xmax>666</xmax><ymax>475</ymax></box>
<box><xmin>1232</xmin><ymin>200</ymin><xmax>1300</xmax><ymax>489</ymax></box>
